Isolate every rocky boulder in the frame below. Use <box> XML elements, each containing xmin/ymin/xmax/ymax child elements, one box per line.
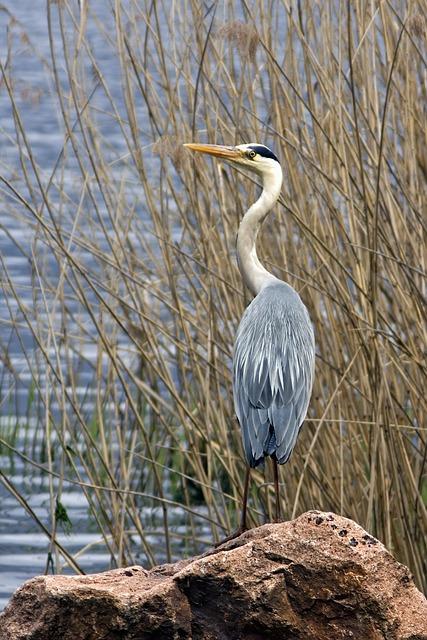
<box><xmin>1</xmin><ymin>511</ymin><xmax>426</xmax><ymax>640</ymax></box>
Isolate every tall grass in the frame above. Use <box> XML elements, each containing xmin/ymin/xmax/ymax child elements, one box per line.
<box><xmin>0</xmin><ymin>1</ymin><xmax>425</xmax><ymax>590</ymax></box>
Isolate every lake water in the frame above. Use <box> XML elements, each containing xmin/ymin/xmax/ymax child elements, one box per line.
<box><xmin>0</xmin><ymin>427</ymin><xmax>112</xmax><ymax>610</ymax></box>
<box><xmin>0</xmin><ymin>1</ymin><xmax>118</xmax><ymax>610</ymax></box>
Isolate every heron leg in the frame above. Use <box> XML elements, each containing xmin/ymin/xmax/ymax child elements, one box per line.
<box><xmin>272</xmin><ymin>458</ymin><xmax>282</xmax><ymax>522</ymax></box>
<box><xmin>214</xmin><ymin>466</ymin><xmax>250</xmax><ymax>546</ymax></box>
<box><xmin>239</xmin><ymin>465</ymin><xmax>250</xmax><ymax>531</ymax></box>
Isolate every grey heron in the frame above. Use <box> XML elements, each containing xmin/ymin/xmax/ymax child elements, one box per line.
<box><xmin>184</xmin><ymin>142</ymin><xmax>315</xmax><ymax>538</ymax></box>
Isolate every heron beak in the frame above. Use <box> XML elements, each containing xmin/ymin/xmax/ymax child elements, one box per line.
<box><xmin>183</xmin><ymin>143</ymin><xmax>241</xmax><ymax>160</ymax></box>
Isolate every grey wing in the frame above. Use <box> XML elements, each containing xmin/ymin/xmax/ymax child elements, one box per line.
<box><xmin>233</xmin><ymin>284</ymin><xmax>315</xmax><ymax>467</ymax></box>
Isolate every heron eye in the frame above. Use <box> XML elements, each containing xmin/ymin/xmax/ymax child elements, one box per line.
<box><xmin>246</xmin><ymin>150</ymin><xmax>256</xmax><ymax>160</ymax></box>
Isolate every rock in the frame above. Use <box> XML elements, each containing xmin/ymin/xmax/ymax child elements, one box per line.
<box><xmin>1</xmin><ymin>511</ymin><xmax>426</xmax><ymax>640</ymax></box>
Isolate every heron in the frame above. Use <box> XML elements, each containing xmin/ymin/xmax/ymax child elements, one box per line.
<box><xmin>184</xmin><ymin>142</ymin><xmax>315</xmax><ymax>539</ymax></box>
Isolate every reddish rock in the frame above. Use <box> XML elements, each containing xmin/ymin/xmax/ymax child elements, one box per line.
<box><xmin>1</xmin><ymin>511</ymin><xmax>426</xmax><ymax>640</ymax></box>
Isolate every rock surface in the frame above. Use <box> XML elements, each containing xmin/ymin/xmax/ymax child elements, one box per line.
<box><xmin>1</xmin><ymin>511</ymin><xmax>426</xmax><ymax>640</ymax></box>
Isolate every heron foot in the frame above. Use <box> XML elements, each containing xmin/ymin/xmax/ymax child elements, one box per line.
<box><xmin>214</xmin><ymin>524</ymin><xmax>248</xmax><ymax>547</ymax></box>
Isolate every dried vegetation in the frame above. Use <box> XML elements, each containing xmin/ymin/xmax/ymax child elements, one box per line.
<box><xmin>0</xmin><ymin>1</ymin><xmax>425</xmax><ymax>590</ymax></box>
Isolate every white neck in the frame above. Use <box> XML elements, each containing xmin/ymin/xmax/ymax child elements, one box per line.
<box><xmin>236</xmin><ymin>163</ymin><xmax>283</xmax><ymax>296</ymax></box>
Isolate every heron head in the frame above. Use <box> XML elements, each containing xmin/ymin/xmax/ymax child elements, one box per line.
<box><xmin>184</xmin><ymin>142</ymin><xmax>280</xmax><ymax>176</ymax></box>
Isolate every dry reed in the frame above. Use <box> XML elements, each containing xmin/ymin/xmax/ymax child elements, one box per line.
<box><xmin>0</xmin><ymin>0</ymin><xmax>425</xmax><ymax>590</ymax></box>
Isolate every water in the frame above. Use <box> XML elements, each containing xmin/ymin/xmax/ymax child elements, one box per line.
<box><xmin>0</xmin><ymin>0</ymin><xmax>179</xmax><ymax>610</ymax></box>
<box><xmin>0</xmin><ymin>467</ymin><xmax>111</xmax><ymax>610</ymax></box>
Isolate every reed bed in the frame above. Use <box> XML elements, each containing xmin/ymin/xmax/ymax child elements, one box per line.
<box><xmin>0</xmin><ymin>1</ymin><xmax>425</xmax><ymax>590</ymax></box>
